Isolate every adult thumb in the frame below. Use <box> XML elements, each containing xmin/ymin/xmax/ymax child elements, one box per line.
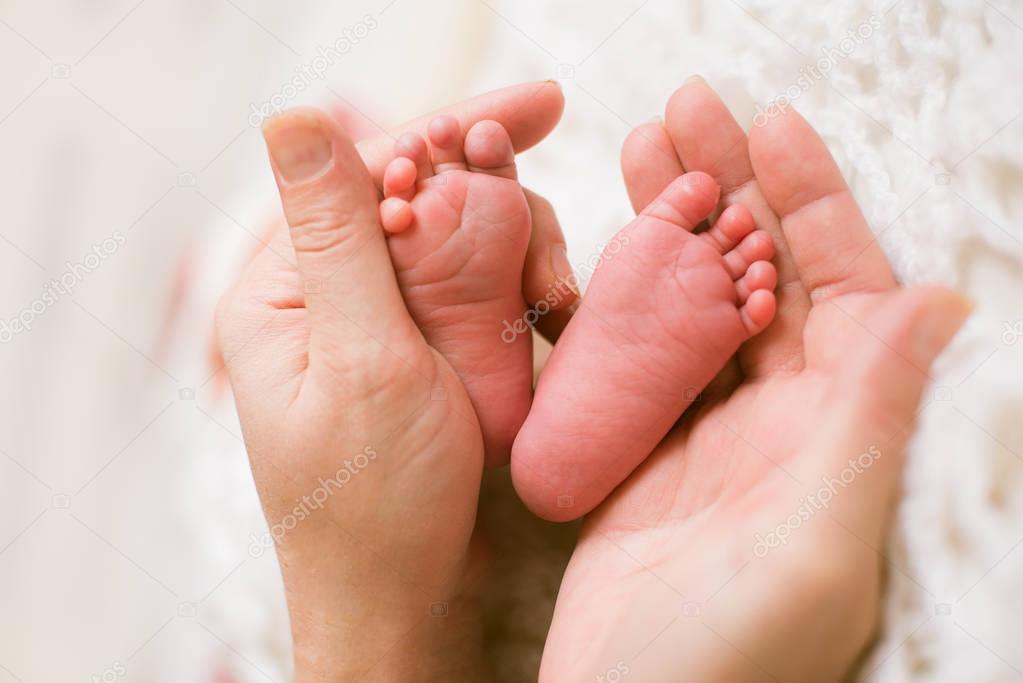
<box><xmin>811</xmin><ymin>285</ymin><xmax>972</xmax><ymax>535</ymax></box>
<box><xmin>262</xmin><ymin>108</ymin><xmax>420</xmax><ymax>380</ymax></box>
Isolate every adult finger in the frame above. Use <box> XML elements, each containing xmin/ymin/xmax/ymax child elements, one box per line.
<box><xmin>620</xmin><ymin>119</ymin><xmax>684</xmax><ymax>213</ymax></box>
<box><xmin>262</xmin><ymin>108</ymin><xmax>420</xmax><ymax>381</ymax></box>
<box><xmin>521</xmin><ymin>188</ymin><xmax>579</xmax><ymax>344</ymax></box>
<box><xmin>662</xmin><ymin>77</ymin><xmax>810</xmax><ymax>375</ymax></box>
<box><xmin>748</xmin><ymin>106</ymin><xmax>897</xmax><ymax>303</ymax></box>
<box><xmin>356</xmin><ymin>81</ymin><xmax>565</xmax><ymax>191</ymax></box>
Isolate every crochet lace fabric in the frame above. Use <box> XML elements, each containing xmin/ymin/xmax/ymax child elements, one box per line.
<box><xmin>472</xmin><ymin>1</ymin><xmax>1023</xmax><ymax>680</ymax></box>
<box><xmin>189</xmin><ymin>1</ymin><xmax>1022</xmax><ymax>680</ymax></box>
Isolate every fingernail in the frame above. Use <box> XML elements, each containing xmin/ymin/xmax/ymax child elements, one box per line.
<box><xmin>647</xmin><ymin>115</ymin><xmax>664</xmax><ymax>124</ymax></box>
<box><xmin>263</xmin><ymin>112</ymin><xmax>333</xmax><ymax>183</ymax></box>
<box><xmin>550</xmin><ymin>245</ymin><xmax>580</xmax><ymax>298</ymax></box>
<box><xmin>913</xmin><ymin>290</ymin><xmax>973</xmax><ymax>365</ymax></box>
<box><xmin>686</xmin><ymin>74</ymin><xmax>706</xmax><ymax>85</ymax></box>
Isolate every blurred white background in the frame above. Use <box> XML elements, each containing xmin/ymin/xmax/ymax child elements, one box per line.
<box><xmin>0</xmin><ymin>0</ymin><xmax>1021</xmax><ymax>681</ymax></box>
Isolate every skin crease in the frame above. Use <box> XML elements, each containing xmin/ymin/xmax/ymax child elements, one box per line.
<box><xmin>380</xmin><ymin>117</ymin><xmax>534</xmax><ymax>468</ymax></box>
<box><xmin>205</xmin><ymin>82</ymin><xmax>575</xmax><ymax>391</ymax></box>
<box><xmin>511</xmin><ymin>172</ymin><xmax>779</xmax><ymax>522</ymax></box>
<box><xmin>538</xmin><ymin>79</ymin><xmax>971</xmax><ymax>682</ymax></box>
<box><xmin>217</xmin><ymin>84</ymin><xmax>569</xmax><ymax>682</ymax></box>
<box><xmin>217</xmin><ymin>80</ymin><xmax>971</xmax><ymax>682</ymax></box>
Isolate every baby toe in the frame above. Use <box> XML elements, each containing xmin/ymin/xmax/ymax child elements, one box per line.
<box><xmin>740</xmin><ymin>289</ymin><xmax>777</xmax><ymax>336</ymax></box>
<box><xmin>380</xmin><ymin>197</ymin><xmax>413</xmax><ymax>234</ymax></box>
<box><xmin>641</xmin><ymin>172</ymin><xmax>720</xmax><ymax>232</ymax></box>
<box><xmin>395</xmin><ymin>131</ymin><xmax>433</xmax><ymax>181</ymax></box>
<box><xmin>383</xmin><ymin>156</ymin><xmax>418</xmax><ymax>200</ymax></box>
<box><xmin>723</xmin><ymin>229</ymin><xmax>774</xmax><ymax>280</ymax></box>
<box><xmin>428</xmin><ymin>115</ymin><xmax>467</xmax><ymax>172</ymax></box>
<box><xmin>703</xmin><ymin>204</ymin><xmax>755</xmax><ymax>254</ymax></box>
<box><xmin>735</xmin><ymin>260</ymin><xmax>777</xmax><ymax>304</ymax></box>
<box><xmin>464</xmin><ymin>120</ymin><xmax>517</xmax><ymax>180</ymax></box>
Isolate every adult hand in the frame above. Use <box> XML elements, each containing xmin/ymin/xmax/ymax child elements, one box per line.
<box><xmin>277</xmin><ymin>82</ymin><xmax>575</xmax><ymax>339</ymax></box>
<box><xmin>216</xmin><ymin>82</ymin><xmax>564</xmax><ymax>682</ymax></box>
<box><xmin>350</xmin><ymin>81</ymin><xmax>578</xmax><ymax>341</ymax></box>
<box><xmin>540</xmin><ymin>78</ymin><xmax>971</xmax><ymax>682</ymax></box>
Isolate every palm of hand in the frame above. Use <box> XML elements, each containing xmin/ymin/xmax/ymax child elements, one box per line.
<box><xmin>548</xmin><ymin>300</ymin><xmax>898</xmax><ymax>682</ymax></box>
<box><xmin>219</xmin><ymin>120</ymin><xmax>494</xmax><ymax>648</ymax></box>
<box><xmin>220</xmin><ymin>85</ymin><xmax>574</xmax><ymax>680</ymax></box>
<box><xmin>541</xmin><ymin>80</ymin><xmax>968</xmax><ymax>683</ymax></box>
<box><xmin>232</xmin><ymin>220</ymin><xmax>487</xmax><ymax>589</ymax></box>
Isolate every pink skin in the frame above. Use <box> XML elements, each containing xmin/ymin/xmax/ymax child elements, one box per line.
<box><xmin>203</xmin><ymin>82</ymin><xmax>573</xmax><ymax>393</ymax></box>
<box><xmin>217</xmin><ymin>77</ymin><xmax>971</xmax><ymax>682</ymax></box>
<box><xmin>512</xmin><ymin>171</ymin><xmax>777</xmax><ymax>521</ymax></box>
<box><xmin>216</xmin><ymin>82</ymin><xmax>568</xmax><ymax>683</ymax></box>
<box><xmin>540</xmin><ymin>79</ymin><xmax>972</xmax><ymax>682</ymax></box>
<box><xmin>377</xmin><ymin>116</ymin><xmax>533</xmax><ymax>467</ymax></box>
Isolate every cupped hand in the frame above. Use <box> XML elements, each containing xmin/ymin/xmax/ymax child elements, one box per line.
<box><xmin>216</xmin><ymin>83</ymin><xmax>565</xmax><ymax>682</ymax></box>
<box><xmin>540</xmin><ymin>79</ymin><xmax>971</xmax><ymax>682</ymax></box>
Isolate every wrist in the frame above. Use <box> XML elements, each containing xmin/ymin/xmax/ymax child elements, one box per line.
<box><xmin>290</xmin><ymin>589</ymin><xmax>487</xmax><ymax>682</ymax></box>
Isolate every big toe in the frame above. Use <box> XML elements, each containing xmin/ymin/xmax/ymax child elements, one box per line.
<box><xmin>464</xmin><ymin>120</ymin><xmax>517</xmax><ymax>179</ymax></box>
<box><xmin>641</xmin><ymin>171</ymin><xmax>720</xmax><ymax>231</ymax></box>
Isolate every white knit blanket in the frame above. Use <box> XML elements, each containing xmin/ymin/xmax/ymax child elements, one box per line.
<box><xmin>474</xmin><ymin>2</ymin><xmax>1023</xmax><ymax>681</ymax></box>
<box><xmin>182</xmin><ymin>1</ymin><xmax>1023</xmax><ymax>681</ymax></box>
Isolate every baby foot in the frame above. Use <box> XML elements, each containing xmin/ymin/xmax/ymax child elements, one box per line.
<box><xmin>512</xmin><ymin>172</ymin><xmax>777</xmax><ymax>520</ymax></box>
<box><xmin>379</xmin><ymin>116</ymin><xmax>532</xmax><ymax>466</ymax></box>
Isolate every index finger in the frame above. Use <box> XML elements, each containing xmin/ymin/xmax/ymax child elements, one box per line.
<box><xmin>354</xmin><ymin>80</ymin><xmax>565</xmax><ymax>190</ymax></box>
